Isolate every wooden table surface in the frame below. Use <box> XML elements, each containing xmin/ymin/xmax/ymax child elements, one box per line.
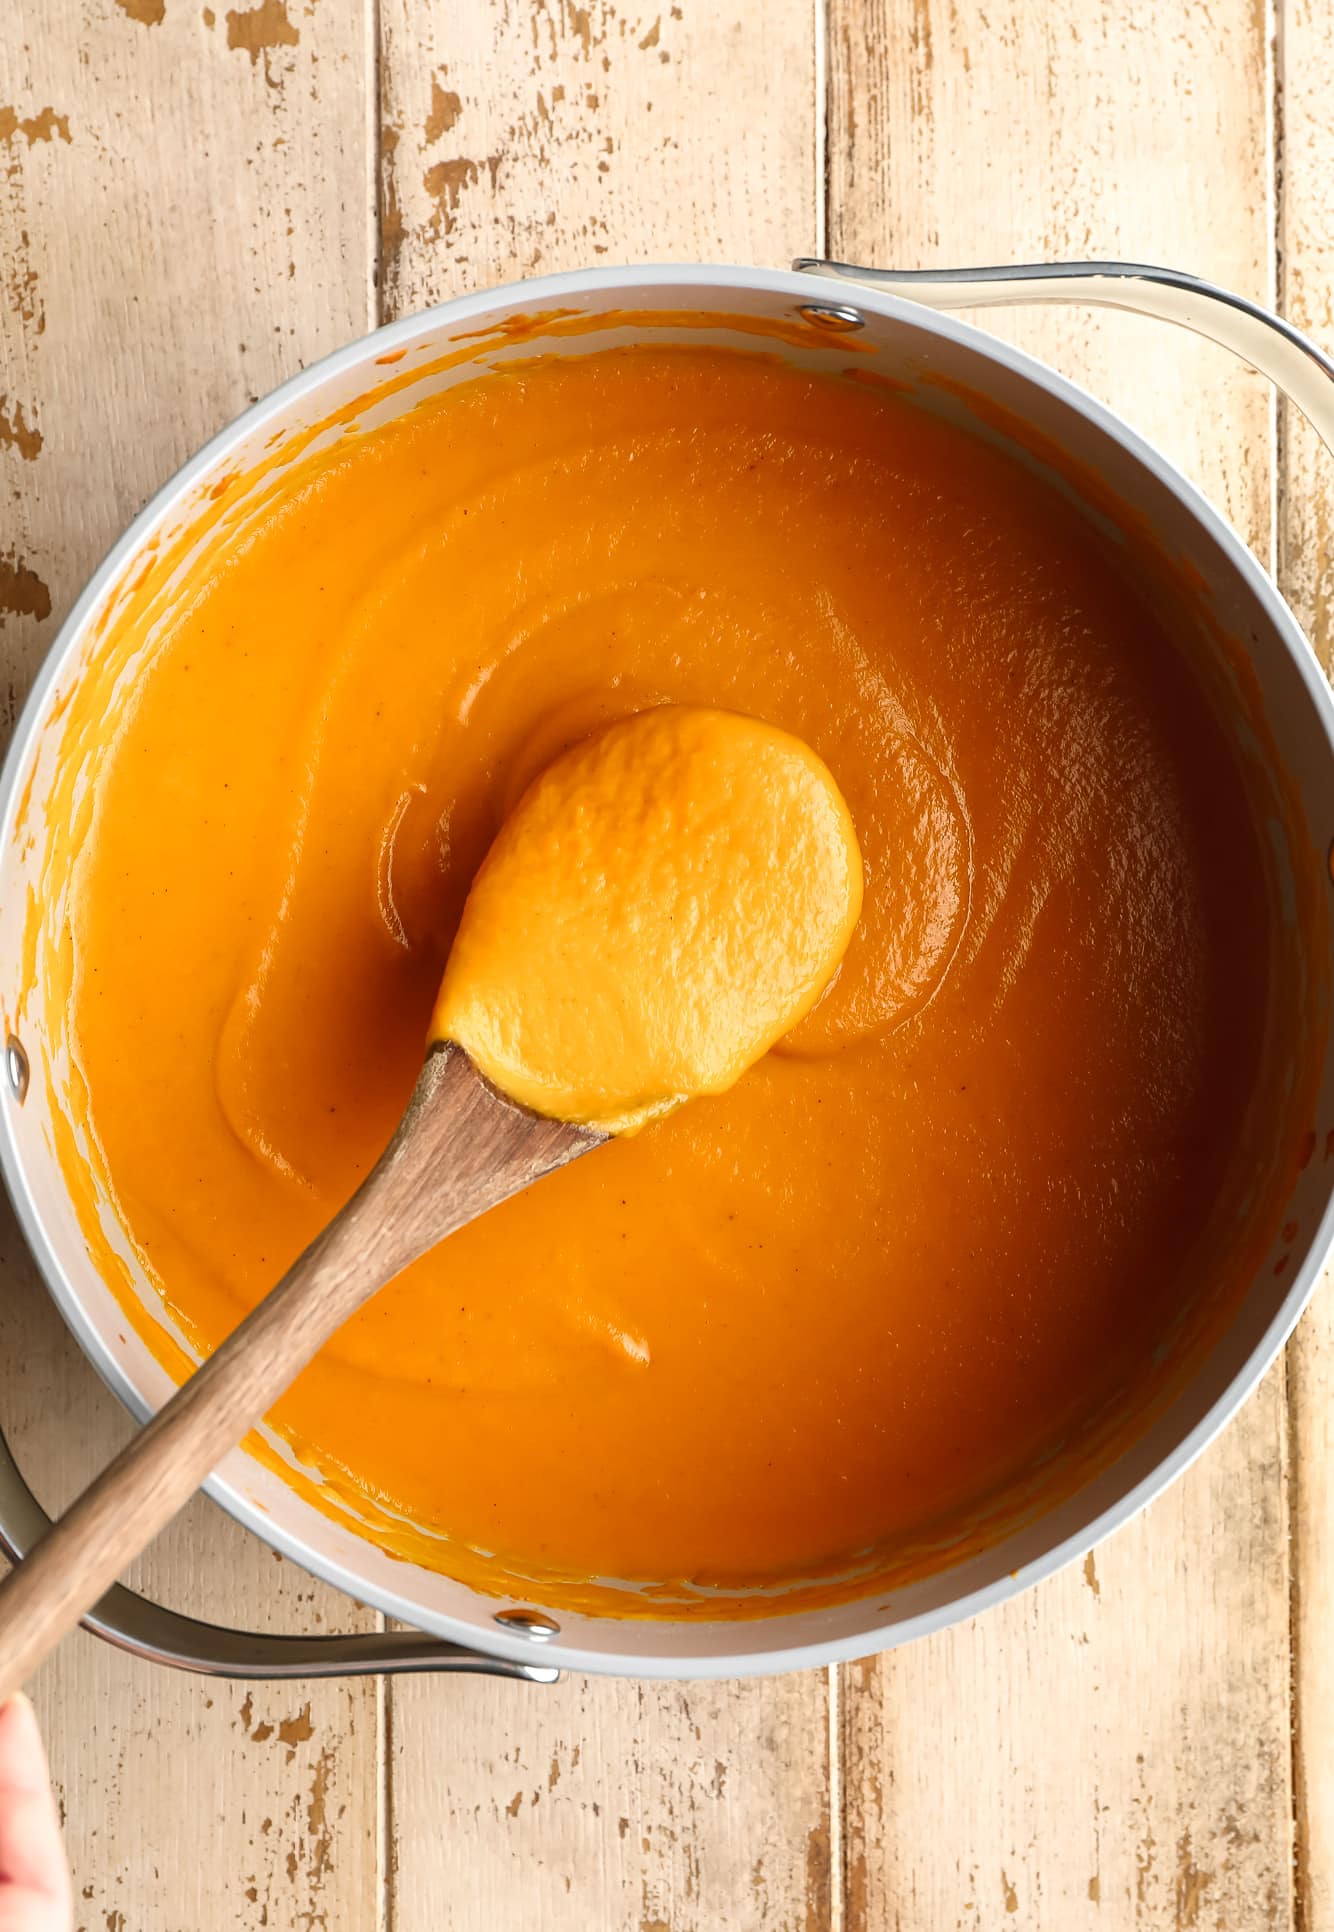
<box><xmin>3</xmin><ymin>2</ymin><xmax>1333</xmax><ymax>1927</ymax></box>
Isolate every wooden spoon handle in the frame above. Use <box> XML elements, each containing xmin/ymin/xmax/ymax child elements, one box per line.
<box><xmin>0</xmin><ymin>1046</ymin><xmax>598</xmax><ymax>1700</ymax></box>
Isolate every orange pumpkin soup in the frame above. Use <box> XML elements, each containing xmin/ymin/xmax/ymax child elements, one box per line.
<box><xmin>433</xmin><ymin>704</ymin><xmax>864</xmax><ymax>1133</ymax></box>
<box><xmin>57</xmin><ymin>345</ymin><xmax>1278</xmax><ymax>1612</ymax></box>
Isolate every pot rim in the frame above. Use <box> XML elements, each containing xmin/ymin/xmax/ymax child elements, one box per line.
<box><xmin>3</xmin><ymin>258</ymin><xmax>1333</xmax><ymax>1679</ymax></box>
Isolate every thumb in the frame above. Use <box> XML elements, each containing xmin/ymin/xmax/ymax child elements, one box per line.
<box><xmin>0</xmin><ymin>1695</ymin><xmax>70</xmax><ymax>1917</ymax></box>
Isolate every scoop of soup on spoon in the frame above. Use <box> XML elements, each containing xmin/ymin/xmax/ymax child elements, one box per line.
<box><xmin>0</xmin><ymin>705</ymin><xmax>862</xmax><ymax>1692</ymax></box>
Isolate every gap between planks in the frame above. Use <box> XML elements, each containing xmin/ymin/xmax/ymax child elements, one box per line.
<box><xmin>367</xmin><ymin>0</ymin><xmax>384</xmax><ymax>334</ymax></box>
<box><xmin>813</xmin><ymin>0</ymin><xmax>829</xmax><ymax>260</ymax></box>
<box><xmin>378</xmin><ymin>1662</ymin><xmax>395</xmax><ymax>1932</ymax></box>
<box><xmin>828</xmin><ymin>1662</ymin><xmax>845</xmax><ymax>1932</ymax></box>
<box><xmin>1274</xmin><ymin>0</ymin><xmax>1308</xmax><ymax>1923</ymax></box>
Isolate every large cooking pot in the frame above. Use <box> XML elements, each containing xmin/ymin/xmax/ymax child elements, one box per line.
<box><xmin>2</xmin><ymin>259</ymin><xmax>1333</xmax><ymax>1684</ymax></box>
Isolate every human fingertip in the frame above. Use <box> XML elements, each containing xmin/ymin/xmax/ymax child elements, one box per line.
<box><xmin>0</xmin><ymin>1696</ymin><xmax>38</xmax><ymax>1740</ymax></box>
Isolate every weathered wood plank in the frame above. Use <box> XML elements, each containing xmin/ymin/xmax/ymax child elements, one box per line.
<box><xmin>377</xmin><ymin>0</ymin><xmax>820</xmax><ymax>312</ymax></box>
<box><xmin>0</xmin><ymin>6</ymin><xmax>379</xmax><ymax>1928</ymax></box>
<box><xmin>390</xmin><ymin>1672</ymin><xmax>832</xmax><ymax>1932</ymax></box>
<box><xmin>838</xmin><ymin>1386</ymin><xmax>1291</xmax><ymax>1930</ymax></box>
<box><xmin>1276</xmin><ymin>0</ymin><xmax>1334</xmax><ymax>1919</ymax></box>
<box><xmin>828</xmin><ymin>1</ymin><xmax>1292</xmax><ymax>1925</ymax></box>
<box><xmin>377</xmin><ymin>3</ymin><xmax>832</xmax><ymax>1927</ymax></box>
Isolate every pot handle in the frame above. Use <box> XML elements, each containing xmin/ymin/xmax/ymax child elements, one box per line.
<box><xmin>0</xmin><ymin>1419</ymin><xmax>557</xmax><ymax>1682</ymax></box>
<box><xmin>792</xmin><ymin>258</ymin><xmax>1334</xmax><ymax>454</ymax></box>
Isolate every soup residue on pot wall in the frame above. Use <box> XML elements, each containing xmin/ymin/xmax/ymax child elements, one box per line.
<box><xmin>16</xmin><ymin>325</ymin><xmax>1319</xmax><ymax>1618</ymax></box>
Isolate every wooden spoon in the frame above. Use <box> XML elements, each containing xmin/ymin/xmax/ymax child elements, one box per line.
<box><xmin>0</xmin><ymin>1043</ymin><xmax>602</xmax><ymax>1700</ymax></box>
<box><xmin>0</xmin><ymin>705</ymin><xmax>863</xmax><ymax>1696</ymax></box>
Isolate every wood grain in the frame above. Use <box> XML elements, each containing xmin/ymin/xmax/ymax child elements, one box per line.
<box><xmin>1290</xmin><ymin>1280</ymin><xmax>1334</xmax><ymax>1932</ymax></box>
<box><xmin>377</xmin><ymin>4</ymin><xmax>833</xmax><ymax>1928</ymax></box>
<box><xmin>1276</xmin><ymin>1</ymin><xmax>1334</xmax><ymax>1921</ymax></box>
<box><xmin>838</xmin><ymin>1387</ymin><xmax>1292</xmax><ymax>1930</ymax></box>
<box><xmin>0</xmin><ymin>4</ymin><xmax>380</xmax><ymax>1927</ymax></box>
<box><xmin>377</xmin><ymin>0</ymin><xmax>819</xmax><ymax>312</ymax></box>
<box><xmin>829</xmin><ymin>0</ymin><xmax>1294</xmax><ymax>1926</ymax></box>
<box><xmin>1277</xmin><ymin>0</ymin><xmax>1334</xmax><ymax>672</ymax></box>
<box><xmin>388</xmin><ymin>1672</ymin><xmax>833</xmax><ymax>1932</ymax></box>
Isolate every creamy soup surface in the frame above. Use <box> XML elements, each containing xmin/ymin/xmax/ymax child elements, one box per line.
<box><xmin>59</xmin><ymin>344</ymin><xmax>1280</xmax><ymax>1612</ymax></box>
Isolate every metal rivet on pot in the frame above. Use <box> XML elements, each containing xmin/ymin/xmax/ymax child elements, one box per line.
<box><xmin>4</xmin><ymin>1037</ymin><xmax>28</xmax><ymax>1105</ymax></box>
<box><xmin>493</xmin><ymin>1607</ymin><xmax>560</xmax><ymax>1641</ymax></box>
<box><xmin>796</xmin><ymin>302</ymin><xmax>866</xmax><ymax>333</ymax></box>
